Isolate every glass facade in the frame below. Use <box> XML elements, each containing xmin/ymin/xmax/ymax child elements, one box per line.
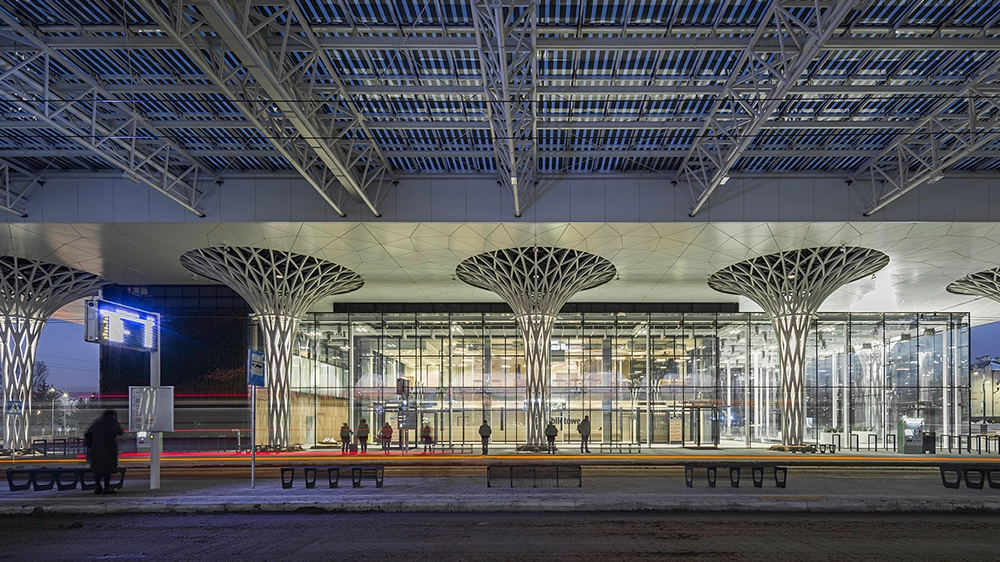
<box><xmin>275</xmin><ymin>311</ymin><xmax>971</xmax><ymax>449</ymax></box>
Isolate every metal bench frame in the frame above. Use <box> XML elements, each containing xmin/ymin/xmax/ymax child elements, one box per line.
<box><xmin>487</xmin><ymin>465</ymin><xmax>583</xmax><ymax>488</ymax></box>
<box><xmin>684</xmin><ymin>464</ymin><xmax>787</xmax><ymax>488</ymax></box>
<box><xmin>6</xmin><ymin>467</ymin><xmax>126</xmax><ymax>492</ymax></box>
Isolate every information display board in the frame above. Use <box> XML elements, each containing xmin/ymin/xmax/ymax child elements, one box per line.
<box><xmin>85</xmin><ymin>298</ymin><xmax>159</xmax><ymax>352</ymax></box>
<box><xmin>128</xmin><ymin>386</ymin><xmax>175</xmax><ymax>433</ymax></box>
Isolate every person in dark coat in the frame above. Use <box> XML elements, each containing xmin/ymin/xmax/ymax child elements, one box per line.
<box><xmin>577</xmin><ymin>415</ymin><xmax>592</xmax><ymax>453</ymax></box>
<box><xmin>420</xmin><ymin>423</ymin><xmax>434</xmax><ymax>453</ymax></box>
<box><xmin>339</xmin><ymin>423</ymin><xmax>352</xmax><ymax>454</ymax></box>
<box><xmin>478</xmin><ymin>420</ymin><xmax>492</xmax><ymax>455</ymax></box>
<box><xmin>544</xmin><ymin>420</ymin><xmax>558</xmax><ymax>454</ymax></box>
<box><xmin>356</xmin><ymin>418</ymin><xmax>370</xmax><ymax>453</ymax></box>
<box><xmin>86</xmin><ymin>410</ymin><xmax>123</xmax><ymax>495</ymax></box>
<box><xmin>379</xmin><ymin>422</ymin><xmax>393</xmax><ymax>454</ymax></box>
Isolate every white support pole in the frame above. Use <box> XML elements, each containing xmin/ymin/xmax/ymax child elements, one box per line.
<box><xmin>646</xmin><ymin>323</ymin><xmax>652</xmax><ymax>447</ymax></box>
<box><xmin>149</xmin><ymin>314</ymin><xmax>161</xmax><ymax>490</ymax></box>
<box><xmin>842</xmin><ymin>327</ymin><xmax>850</xmax><ymax>449</ymax></box>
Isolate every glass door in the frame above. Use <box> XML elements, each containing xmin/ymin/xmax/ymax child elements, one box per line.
<box><xmin>681</xmin><ymin>402</ymin><xmax>718</xmax><ymax>448</ymax></box>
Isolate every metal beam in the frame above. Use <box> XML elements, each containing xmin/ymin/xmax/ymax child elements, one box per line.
<box><xmin>852</xmin><ymin>60</ymin><xmax>1000</xmax><ymax>216</ymax></box>
<box><xmin>43</xmin><ymin>77</ymin><xmax>1000</xmax><ymax>98</ymax></box>
<box><xmin>471</xmin><ymin>0</ymin><xmax>537</xmax><ymax>217</ymax></box>
<box><xmin>136</xmin><ymin>0</ymin><xmax>354</xmax><ymax>217</ymax></box>
<box><xmin>0</xmin><ymin>117</ymin><xmax>934</xmax><ymax>131</ymax></box>
<box><xmin>0</xmin><ymin>159</ymin><xmax>41</xmax><ymax>217</ymax></box>
<box><xmin>201</xmin><ymin>0</ymin><xmax>396</xmax><ymax>217</ymax></box>
<box><xmin>21</xmin><ymin>30</ymin><xmax>1000</xmax><ymax>52</ymax></box>
<box><xmin>7</xmin><ymin>147</ymin><xmax>998</xmax><ymax>160</ymax></box>
<box><xmin>0</xmin><ymin>3</ymin><xmax>214</xmax><ymax>217</ymax></box>
<box><xmin>675</xmin><ymin>0</ymin><xmax>859</xmax><ymax>217</ymax></box>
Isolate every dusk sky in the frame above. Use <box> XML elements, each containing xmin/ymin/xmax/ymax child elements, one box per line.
<box><xmin>36</xmin><ymin>320</ymin><xmax>100</xmax><ymax>396</ymax></box>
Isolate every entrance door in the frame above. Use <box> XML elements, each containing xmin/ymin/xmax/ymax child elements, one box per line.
<box><xmin>681</xmin><ymin>404</ymin><xmax>718</xmax><ymax>448</ymax></box>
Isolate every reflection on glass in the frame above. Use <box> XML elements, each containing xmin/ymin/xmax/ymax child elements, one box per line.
<box><xmin>270</xmin><ymin>312</ymin><xmax>969</xmax><ymax>449</ymax></box>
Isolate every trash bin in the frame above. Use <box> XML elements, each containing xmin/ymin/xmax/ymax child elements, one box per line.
<box><xmin>923</xmin><ymin>431</ymin><xmax>936</xmax><ymax>454</ymax></box>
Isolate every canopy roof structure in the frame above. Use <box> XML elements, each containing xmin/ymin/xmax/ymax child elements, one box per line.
<box><xmin>0</xmin><ymin>0</ymin><xmax>998</xmax><ymax>217</ymax></box>
<box><xmin>1</xmin><ymin>1</ymin><xmax>1000</xmax><ymax>322</ymax></box>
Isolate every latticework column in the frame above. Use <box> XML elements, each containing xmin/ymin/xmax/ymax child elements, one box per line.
<box><xmin>708</xmin><ymin>247</ymin><xmax>889</xmax><ymax>446</ymax></box>
<box><xmin>180</xmin><ymin>247</ymin><xmax>363</xmax><ymax>449</ymax></box>
<box><xmin>0</xmin><ymin>256</ymin><xmax>107</xmax><ymax>450</ymax></box>
<box><xmin>947</xmin><ymin>268</ymin><xmax>1000</xmax><ymax>302</ymax></box>
<box><xmin>455</xmin><ymin>247</ymin><xmax>616</xmax><ymax>448</ymax></box>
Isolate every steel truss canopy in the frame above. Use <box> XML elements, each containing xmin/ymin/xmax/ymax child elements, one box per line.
<box><xmin>0</xmin><ymin>0</ymin><xmax>999</xmax><ymax>217</ymax></box>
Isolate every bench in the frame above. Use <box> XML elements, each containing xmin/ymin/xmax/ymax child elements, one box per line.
<box><xmin>939</xmin><ymin>465</ymin><xmax>1000</xmax><ymax>489</ymax></box>
<box><xmin>684</xmin><ymin>464</ymin><xmax>787</xmax><ymax>488</ymax></box>
<box><xmin>487</xmin><ymin>465</ymin><xmax>582</xmax><ymax>488</ymax></box>
<box><xmin>598</xmin><ymin>442</ymin><xmax>643</xmax><ymax>454</ymax></box>
<box><xmin>351</xmin><ymin>466</ymin><xmax>384</xmax><ymax>488</ymax></box>
<box><xmin>280</xmin><ymin>465</ymin><xmax>384</xmax><ymax>488</ymax></box>
<box><xmin>6</xmin><ymin>467</ymin><xmax>126</xmax><ymax>492</ymax></box>
<box><xmin>797</xmin><ymin>444</ymin><xmax>836</xmax><ymax>453</ymax></box>
<box><xmin>280</xmin><ymin>466</ymin><xmax>347</xmax><ymax>489</ymax></box>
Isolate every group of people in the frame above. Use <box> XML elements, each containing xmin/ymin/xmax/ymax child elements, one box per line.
<box><xmin>540</xmin><ymin>415</ymin><xmax>592</xmax><ymax>454</ymax></box>
<box><xmin>337</xmin><ymin>419</ymin><xmax>441</xmax><ymax>454</ymax></box>
<box><xmin>475</xmin><ymin>415</ymin><xmax>592</xmax><ymax>455</ymax></box>
<box><xmin>343</xmin><ymin>416</ymin><xmax>594</xmax><ymax>455</ymax></box>
<box><xmin>338</xmin><ymin>419</ymin><xmax>396</xmax><ymax>454</ymax></box>
<box><xmin>81</xmin><ymin>411</ymin><xmax>597</xmax><ymax>498</ymax></box>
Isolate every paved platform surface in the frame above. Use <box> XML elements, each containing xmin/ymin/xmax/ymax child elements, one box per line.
<box><xmin>5</xmin><ymin>443</ymin><xmax>1000</xmax><ymax>514</ymax></box>
<box><xmin>4</xmin><ymin>464</ymin><xmax>1000</xmax><ymax>515</ymax></box>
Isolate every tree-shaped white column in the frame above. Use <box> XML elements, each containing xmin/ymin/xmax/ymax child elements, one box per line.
<box><xmin>456</xmin><ymin>247</ymin><xmax>616</xmax><ymax>448</ymax></box>
<box><xmin>947</xmin><ymin>268</ymin><xmax>1000</xmax><ymax>303</ymax></box>
<box><xmin>181</xmin><ymin>247</ymin><xmax>362</xmax><ymax>449</ymax></box>
<box><xmin>0</xmin><ymin>256</ymin><xmax>107</xmax><ymax>451</ymax></box>
<box><xmin>708</xmin><ymin>247</ymin><xmax>889</xmax><ymax>446</ymax></box>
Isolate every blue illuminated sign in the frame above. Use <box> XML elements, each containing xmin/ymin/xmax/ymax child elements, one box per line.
<box><xmin>84</xmin><ymin>298</ymin><xmax>159</xmax><ymax>352</ymax></box>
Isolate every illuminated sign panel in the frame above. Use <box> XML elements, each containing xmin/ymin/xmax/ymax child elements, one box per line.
<box><xmin>84</xmin><ymin>298</ymin><xmax>159</xmax><ymax>352</ymax></box>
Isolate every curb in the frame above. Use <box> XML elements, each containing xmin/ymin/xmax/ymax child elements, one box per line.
<box><xmin>6</xmin><ymin>498</ymin><xmax>1000</xmax><ymax>515</ymax></box>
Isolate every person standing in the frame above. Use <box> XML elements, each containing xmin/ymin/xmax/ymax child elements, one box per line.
<box><xmin>478</xmin><ymin>420</ymin><xmax>492</xmax><ymax>455</ymax></box>
<box><xmin>379</xmin><ymin>422</ymin><xmax>393</xmax><ymax>454</ymax></box>
<box><xmin>356</xmin><ymin>418</ymin><xmax>370</xmax><ymax>453</ymax></box>
<box><xmin>544</xmin><ymin>420</ymin><xmax>558</xmax><ymax>454</ymax></box>
<box><xmin>339</xmin><ymin>422</ymin><xmax>352</xmax><ymax>454</ymax></box>
<box><xmin>577</xmin><ymin>415</ymin><xmax>592</xmax><ymax>453</ymax></box>
<box><xmin>420</xmin><ymin>423</ymin><xmax>434</xmax><ymax>453</ymax></box>
<box><xmin>85</xmin><ymin>410</ymin><xmax>123</xmax><ymax>495</ymax></box>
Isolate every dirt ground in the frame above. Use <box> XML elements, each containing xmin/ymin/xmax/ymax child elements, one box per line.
<box><xmin>1</xmin><ymin>512</ymin><xmax>996</xmax><ymax>561</ymax></box>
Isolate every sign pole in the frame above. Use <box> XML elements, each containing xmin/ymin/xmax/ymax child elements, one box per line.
<box><xmin>149</xmin><ymin>313</ymin><xmax>161</xmax><ymax>490</ymax></box>
<box><xmin>251</xmin><ymin>385</ymin><xmax>256</xmax><ymax>489</ymax></box>
<box><xmin>247</xmin><ymin>348</ymin><xmax>265</xmax><ymax>489</ymax></box>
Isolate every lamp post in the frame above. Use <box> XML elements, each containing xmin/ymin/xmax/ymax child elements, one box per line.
<box><xmin>48</xmin><ymin>387</ymin><xmax>57</xmax><ymax>437</ymax></box>
<box><xmin>62</xmin><ymin>393</ymin><xmax>69</xmax><ymax>436</ymax></box>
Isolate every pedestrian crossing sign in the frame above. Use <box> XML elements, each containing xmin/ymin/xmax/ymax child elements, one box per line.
<box><xmin>7</xmin><ymin>401</ymin><xmax>23</xmax><ymax>415</ymax></box>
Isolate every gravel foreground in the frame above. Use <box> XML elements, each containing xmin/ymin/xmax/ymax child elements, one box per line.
<box><xmin>1</xmin><ymin>511</ymin><xmax>997</xmax><ymax>561</ymax></box>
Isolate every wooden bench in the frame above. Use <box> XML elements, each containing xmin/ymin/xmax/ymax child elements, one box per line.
<box><xmin>6</xmin><ymin>467</ymin><xmax>126</xmax><ymax>492</ymax></box>
<box><xmin>487</xmin><ymin>465</ymin><xmax>582</xmax><ymax>488</ymax></box>
<box><xmin>939</xmin><ymin>465</ymin><xmax>1000</xmax><ymax>489</ymax></box>
<box><xmin>684</xmin><ymin>464</ymin><xmax>787</xmax><ymax>488</ymax></box>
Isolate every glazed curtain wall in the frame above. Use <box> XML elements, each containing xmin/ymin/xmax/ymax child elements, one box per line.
<box><xmin>280</xmin><ymin>312</ymin><xmax>970</xmax><ymax>448</ymax></box>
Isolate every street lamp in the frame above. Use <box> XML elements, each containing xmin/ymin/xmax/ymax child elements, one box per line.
<box><xmin>61</xmin><ymin>392</ymin><xmax>69</xmax><ymax>436</ymax></box>
<box><xmin>48</xmin><ymin>387</ymin><xmax>57</xmax><ymax>436</ymax></box>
